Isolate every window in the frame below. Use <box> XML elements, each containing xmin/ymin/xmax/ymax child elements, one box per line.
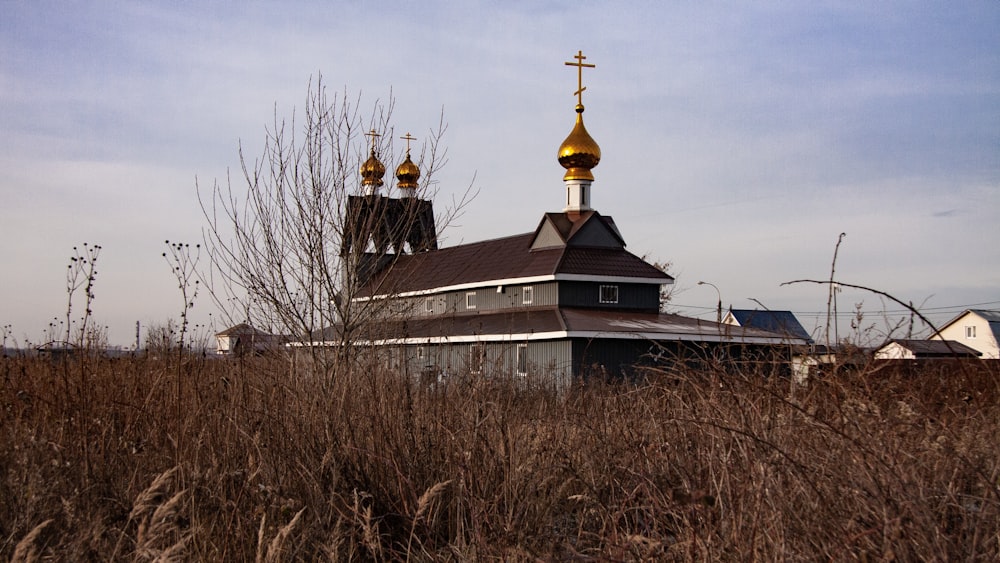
<box><xmin>966</xmin><ymin>325</ymin><xmax>977</xmax><ymax>339</ymax></box>
<box><xmin>470</xmin><ymin>343</ymin><xmax>485</xmax><ymax>374</ymax></box>
<box><xmin>522</xmin><ymin>286</ymin><xmax>534</xmax><ymax>305</ymax></box>
<box><xmin>466</xmin><ymin>292</ymin><xmax>477</xmax><ymax>309</ymax></box>
<box><xmin>424</xmin><ymin>297</ymin><xmax>434</xmax><ymax>313</ymax></box>
<box><xmin>516</xmin><ymin>344</ymin><xmax>528</xmax><ymax>376</ymax></box>
<box><xmin>417</xmin><ymin>346</ymin><xmax>425</xmax><ymax>359</ymax></box>
<box><xmin>599</xmin><ymin>284</ymin><xmax>619</xmax><ymax>304</ymax></box>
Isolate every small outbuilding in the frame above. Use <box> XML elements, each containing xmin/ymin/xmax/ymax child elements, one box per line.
<box><xmin>215</xmin><ymin>324</ymin><xmax>282</xmax><ymax>356</ymax></box>
<box><xmin>874</xmin><ymin>339</ymin><xmax>981</xmax><ymax>360</ymax></box>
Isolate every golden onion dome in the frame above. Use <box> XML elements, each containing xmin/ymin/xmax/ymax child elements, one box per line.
<box><xmin>360</xmin><ymin>149</ymin><xmax>386</xmax><ymax>188</ymax></box>
<box><xmin>395</xmin><ymin>152</ymin><xmax>420</xmax><ymax>189</ymax></box>
<box><xmin>558</xmin><ymin>104</ymin><xmax>601</xmax><ymax>181</ymax></box>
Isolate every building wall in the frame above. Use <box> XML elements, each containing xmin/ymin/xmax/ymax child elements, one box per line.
<box><xmin>384</xmin><ymin>279</ymin><xmax>662</xmax><ymax>317</ymax></box>
<box><xmin>397</xmin><ymin>339</ymin><xmax>573</xmax><ymax>386</ymax></box>
<box><xmin>451</xmin><ymin>283</ymin><xmax>558</xmax><ymax>313</ymax></box>
<box><xmin>559</xmin><ymin>281</ymin><xmax>660</xmax><ymax>311</ymax></box>
<box><xmin>393</xmin><ymin>282</ymin><xmax>560</xmax><ymax>316</ymax></box>
<box><xmin>933</xmin><ymin>312</ymin><xmax>999</xmax><ymax>359</ymax></box>
<box><xmin>874</xmin><ymin>342</ymin><xmax>916</xmax><ymax>360</ymax></box>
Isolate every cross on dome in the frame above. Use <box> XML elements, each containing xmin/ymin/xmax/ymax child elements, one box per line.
<box><xmin>395</xmin><ymin>132</ymin><xmax>420</xmax><ymax>192</ymax></box>
<box><xmin>564</xmin><ymin>50</ymin><xmax>596</xmax><ymax>107</ymax></box>
<box><xmin>364</xmin><ymin>129</ymin><xmax>381</xmax><ymax>154</ymax></box>
<box><xmin>400</xmin><ymin>132</ymin><xmax>416</xmax><ymax>155</ymax></box>
<box><xmin>558</xmin><ymin>50</ymin><xmax>601</xmax><ymax>212</ymax></box>
<box><xmin>360</xmin><ymin>129</ymin><xmax>386</xmax><ymax>189</ymax></box>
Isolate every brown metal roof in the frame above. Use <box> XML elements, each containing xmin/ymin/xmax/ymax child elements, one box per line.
<box><xmin>308</xmin><ymin>307</ymin><xmax>799</xmax><ymax>345</ymax></box>
<box><xmin>558</xmin><ymin>247</ymin><xmax>668</xmax><ymax>278</ymax></box>
<box><xmin>558</xmin><ymin>308</ymin><xmax>802</xmax><ymax>343</ymax></box>
<box><xmin>358</xmin><ymin>232</ymin><xmax>672</xmax><ymax>297</ymax></box>
<box><xmin>215</xmin><ymin>323</ymin><xmax>274</xmax><ymax>337</ymax></box>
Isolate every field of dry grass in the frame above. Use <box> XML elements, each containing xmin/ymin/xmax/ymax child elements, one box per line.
<box><xmin>2</xmin><ymin>350</ymin><xmax>998</xmax><ymax>560</ymax></box>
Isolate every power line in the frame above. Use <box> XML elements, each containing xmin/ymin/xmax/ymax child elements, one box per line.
<box><xmin>670</xmin><ymin>300</ymin><xmax>1000</xmax><ymax>318</ymax></box>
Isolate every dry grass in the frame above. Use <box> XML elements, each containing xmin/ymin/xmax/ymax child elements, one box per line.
<box><xmin>2</xmin><ymin>349</ymin><xmax>998</xmax><ymax>560</ymax></box>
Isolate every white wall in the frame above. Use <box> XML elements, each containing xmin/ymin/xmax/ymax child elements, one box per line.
<box><xmin>932</xmin><ymin>312</ymin><xmax>999</xmax><ymax>359</ymax></box>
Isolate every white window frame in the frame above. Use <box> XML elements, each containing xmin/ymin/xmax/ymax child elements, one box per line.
<box><xmin>599</xmin><ymin>284</ymin><xmax>619</xmax><ymax>304</ymax></box>
<box><xmin>424</xmin><ymin>297</ymin><xmax>434</xmax><ymax>313</ymax></box>
<box><xmin>516</xmin><ymin>344</ymin><xmax>528</xmax><ymax>376</ymax></box>
<box><xmin>466</xmin><ymin>291</ymin><xmax>477</xmax><ymax>309</ymax></box>
<box><xmin>966</xmin><ymin>325</ymin><xmax>977</xmax><ymax>339</ymax></box>
<box><xmin>522</xmin><ymin>285</ymin><xmax>534</xmax><ymax>305</ymax></box>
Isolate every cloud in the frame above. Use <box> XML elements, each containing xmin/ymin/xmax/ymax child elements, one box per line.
<box><xmin>1</xmin><ymin>1</ymin><xmax>998</xmax><ymax>345</ymax></box>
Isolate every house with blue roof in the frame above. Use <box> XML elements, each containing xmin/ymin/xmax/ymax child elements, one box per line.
<box><xmin>722</xmin><ymin>309</ymin><xmax>814</xmax><ymax>344</ymax></box>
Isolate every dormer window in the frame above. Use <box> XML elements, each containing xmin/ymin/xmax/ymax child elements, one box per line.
<box><xmin>466</xmin><ymin>292</ymin><xmax>477</xmax><ymax>310</ymax></box>
<box><xmin>599</xmin><ymin>284</ymin><xmax>619</xmax><ymax>304</ymax></box>
<box><xmin>522</xmin><ymin>286</ymin><xmax>534</xmax><ymax>305</ymax></box>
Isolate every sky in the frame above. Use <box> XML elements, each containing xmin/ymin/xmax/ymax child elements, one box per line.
<box><xmin>2</xmin><ymin>1</ymin><xmax>998</xmax><ymax>348</ymax></box>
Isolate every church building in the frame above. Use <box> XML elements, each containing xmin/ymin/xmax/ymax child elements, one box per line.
<box><xmin>314</xmin><ymin>51</ymin><xmax>801</xmax><ymax>385</ymax></box>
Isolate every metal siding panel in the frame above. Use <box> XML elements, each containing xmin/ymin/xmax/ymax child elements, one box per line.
<box><xmin>559</xmin><ymin>281</ymin><xmax>660</xmax><ymax>311</ymax></box>
<box><xmin>420</xmin><ymin>282</ymin><xmax>560</xmax><ymax>313</ymax></box>
<box><xmin>573</xmin><ymin>338</ymin><xmax>656</xmax><ymax>380</ymax></box>
<box><xmin>408</xmin><ymin>339</ymin><xmax>573</xmax><ymax>385</ymax></box>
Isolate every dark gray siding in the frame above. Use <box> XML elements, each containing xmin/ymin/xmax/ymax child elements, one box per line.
<box><xmin>558</xmin><ymin>281</ymin><xmax>660</xmax><ymax>312</ymax></box>
<box><xmin>565</xmin><ymin>219</ymin><xmax>622</xmax><ymax>248</ymax></box>
<box><xmin>571</xmin><ymin>338</ymin><xmax>662</xmax><ymax>380</ymax></box>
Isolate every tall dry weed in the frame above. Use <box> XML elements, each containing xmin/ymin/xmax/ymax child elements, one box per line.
<box><xmin>1</xmin><ymin>352</ymin><xmax>998</xmax><ymax>559</ymax></box>
<box><xmin>255</xmin><ymin>507</ymin><xmax>306</xmax><ymax>563</ymax></box>
<box><xmin>10</xmin><ymin>519</ymin><xmax>53</xmax><ymax>563</ymax></box>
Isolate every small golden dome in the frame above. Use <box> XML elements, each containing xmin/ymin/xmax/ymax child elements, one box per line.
<box><xmin>360</xmin><ymin>149</ymin><xmax>386</xmax><ymax>188</ymax></box>
<box><xmin>395</xmin><ymin>152</ymin><xmax>420</xmax><ymax>189</ymax></box>
<box><xmin>558</xmin><ymin>104</ymin><xmax>601</xmax><ymax>181</ymax></box>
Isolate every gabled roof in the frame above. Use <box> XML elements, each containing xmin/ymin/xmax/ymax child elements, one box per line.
<box><xmin>215</xmin><ymin>323</ymin><xmax>273</xmax><ymax>337</ymax></box>
<box><xmin>878</xmin><ymin>339</ymin><xmax>981</xmax><ymax>358</ymax></box>
<box><xmin>530</xmin><ymin>211</ymin><xmax>625</xmax><ymax>249</ymax></box>
<box><xmin>726</xmin><ymin>310</ymin><xmax>813</xmax><ymax>343</ymax></box>
<box><xmin>934</xmin><ymin>309</ymin><xmax>1000</xmax><ymax>343</ymax></box>
<box><xmin>357</xmin><ymin>227</ymin><xmax>673</xmax><ymax>298</ymax></box>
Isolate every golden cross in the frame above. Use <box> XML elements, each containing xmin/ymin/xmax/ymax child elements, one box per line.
<box><xmin>400</xmin><ymin>132</ymin><xmax>416</xmax><ymax>154</ymax></box>
<box><xmin>564</xmin><ymin>50</ymin><xmax>595</xmax><ymax>105</ymax></box>
<box><xmin>364</xmin><ymin>129</ymin><xmax>381</xmax><ymax>153</ymax></box>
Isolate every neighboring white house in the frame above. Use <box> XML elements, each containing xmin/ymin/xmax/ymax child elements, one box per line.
<box><xmin>930</xmin><ymin>309</ymin><xmax>1000</xmax><ymax>360</ymax></box>
<box><xmin>874</xmin><ymin>339</ymin><xmax>981</xmax><ymax>360</ymax></box>
<box><xmin>215</xmin><ymin>323</ymin><xmax>282</xmax><ymax>356</ymax></box>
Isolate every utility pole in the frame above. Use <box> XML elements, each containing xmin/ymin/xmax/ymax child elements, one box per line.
<box><xmin>698</xmin><ymin>281</ymin><xmax>722</xmax><ymax>324</ymax></box>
